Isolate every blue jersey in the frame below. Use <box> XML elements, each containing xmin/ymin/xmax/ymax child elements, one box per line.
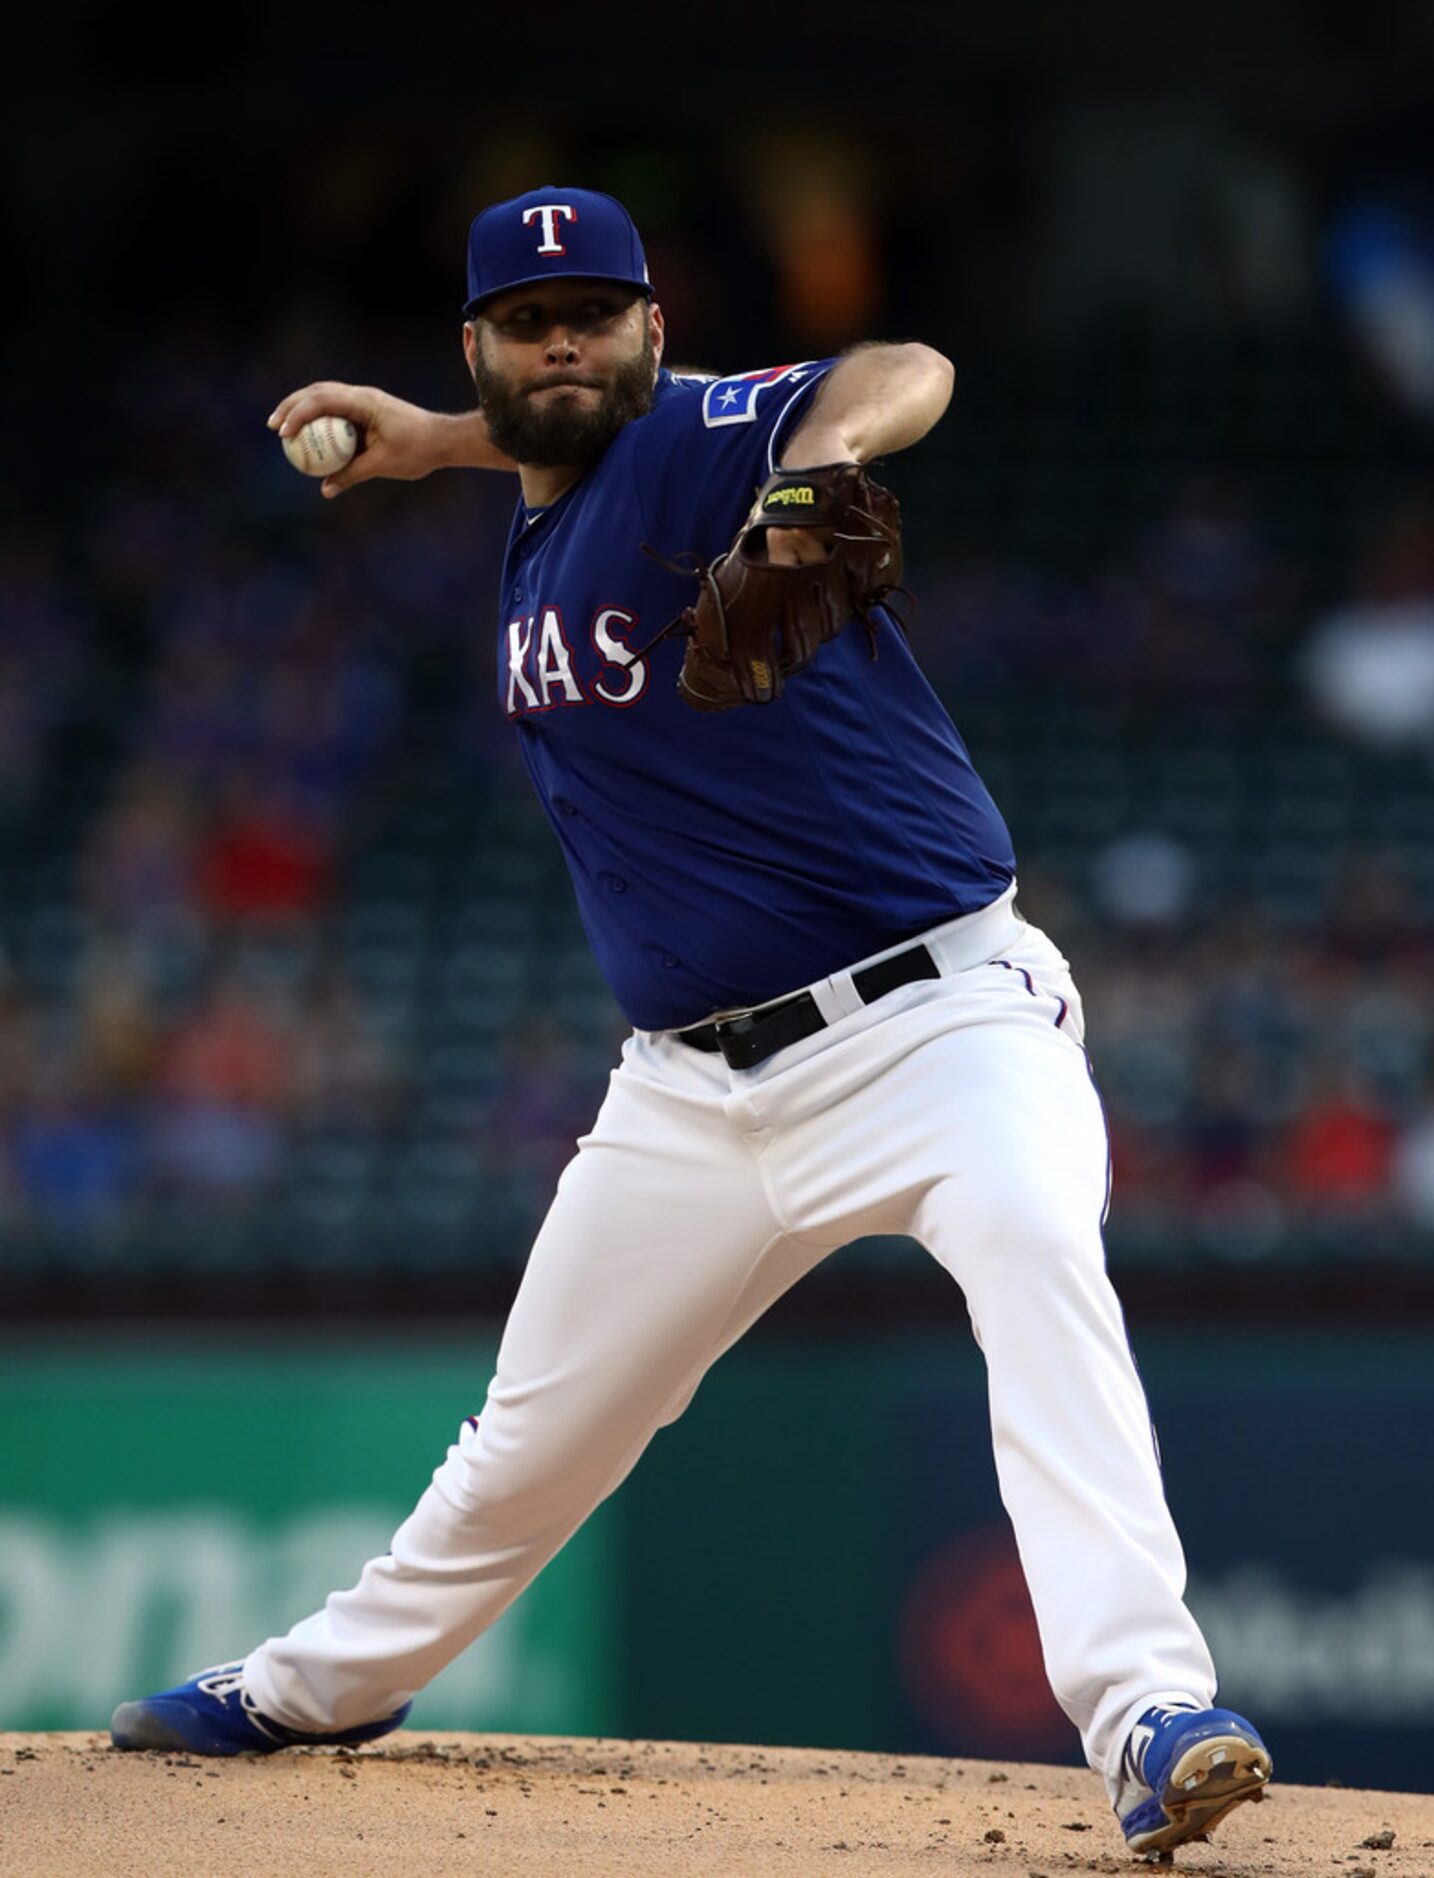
<box><xmin>497</xmin><ymin>361</ymin><xmax>1015</xmax><ymax>1030</ymax></box>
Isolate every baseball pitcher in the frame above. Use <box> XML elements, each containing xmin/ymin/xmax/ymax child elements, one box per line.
<box><xmin>111</xmin><ymin>186</ymin><xmax>1272</xmax><ymax>1857</ymax></box>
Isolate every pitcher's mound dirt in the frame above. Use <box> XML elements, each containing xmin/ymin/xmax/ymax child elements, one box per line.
<box><xmin>2</xmin><ymin>1731</ymin><xmax>1429</xmax><ymax>1877</ymax></box>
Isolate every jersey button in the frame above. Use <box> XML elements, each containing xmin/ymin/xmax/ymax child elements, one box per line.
<box><xmin>600</xmin><ymin>872</ymin><xmax>627</xmax><ymax>893</ymax></box>
<box><xmin>554</xmin><ymin>796</ymin><xmax>577</xmax><ymax>817</ymax></box>
<box><xmin>662</xmin><ymin>953</ymin><xmax>681</xmax><ymax>969</ymax></box>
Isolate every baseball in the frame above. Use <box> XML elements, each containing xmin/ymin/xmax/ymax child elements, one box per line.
<box><xmin>281</xmin><ymin>415</ymin><xmax>358</xmax><ymax>477</ymax></box>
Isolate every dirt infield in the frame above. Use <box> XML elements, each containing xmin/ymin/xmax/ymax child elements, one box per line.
<box><xmin>2</xmin><ymin>1732</ymin><xmax>1430</xmax><ymax>1877</ymax></box>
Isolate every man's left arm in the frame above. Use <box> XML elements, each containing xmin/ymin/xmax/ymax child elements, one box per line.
<box><xmin>779</xmin><ymin>342</ymin><xmax>954</xmax><ymax>470</ymax></box>
<box><xmin>762</xmin><ymin>343</ymin><xmax>952</xmax><ymax>566</ymax></box>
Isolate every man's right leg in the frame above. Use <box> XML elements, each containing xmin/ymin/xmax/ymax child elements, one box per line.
<box><xmin>239</xmin><ymin>1030</ymin><xmax>830</xmax><ymax>1734</ymax></box>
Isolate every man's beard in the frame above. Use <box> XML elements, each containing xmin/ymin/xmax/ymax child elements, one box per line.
<box><xmin>471</xmin><ymin>330</ymin><xmax>657</xmax><ymax>468</ymax></box>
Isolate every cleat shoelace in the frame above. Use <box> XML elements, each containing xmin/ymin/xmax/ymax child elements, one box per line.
<box><xmin>193</xmin><ymin>1664</ymin><xmax>246</xmax><ymax>1702</ymax></box>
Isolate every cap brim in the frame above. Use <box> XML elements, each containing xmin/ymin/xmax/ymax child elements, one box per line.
<box><xmin>463</xmin><ymin>272</ymin><xmax>653</xmax><ymax>318</ymax></box>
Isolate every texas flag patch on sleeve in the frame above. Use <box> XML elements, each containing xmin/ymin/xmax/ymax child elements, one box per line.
<box><xmin>701</xmin><ymin>362</ymin><xmax>821</xmax><ymax>427</ymax></box>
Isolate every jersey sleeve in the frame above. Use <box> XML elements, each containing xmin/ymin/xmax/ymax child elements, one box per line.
<box><xmin>635</xmin><ymin>360</ymin><xmax>839</xmax><ymax>562</ymax></box>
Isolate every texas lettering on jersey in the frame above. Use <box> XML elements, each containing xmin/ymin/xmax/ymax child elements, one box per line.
<box><xmin>505</xmin><ymin>604</ymin><xmax>648</xmax><ymax>716</ymax></box>
<box><xmin>501</xmin><ymin>363</ymin><xmax>827</xmax><ymax>723</ymax></box>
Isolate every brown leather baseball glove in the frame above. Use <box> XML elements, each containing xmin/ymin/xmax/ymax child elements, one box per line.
<box><xmin>654</xmin><ymin>462</ymin><xmax>905</xmax><ymax>711</ymax></box>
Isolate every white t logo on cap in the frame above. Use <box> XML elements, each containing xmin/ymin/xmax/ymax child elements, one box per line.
<box><xmin>522</xmin><ymin>203</ymin><xmax>577</xmax><ymax>255</ymax></box>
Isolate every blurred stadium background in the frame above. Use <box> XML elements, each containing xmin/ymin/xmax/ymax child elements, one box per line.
<box><xmin>4</xmin><ymin>0</ymin><xmax>1434</xmax><ymax>1794</ymax></box>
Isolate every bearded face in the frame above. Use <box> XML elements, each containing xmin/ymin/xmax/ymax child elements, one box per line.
<box><xmin>469</xmin><ymin>313</ymin><xmax>658</xmax><ymax>469</ymax></box>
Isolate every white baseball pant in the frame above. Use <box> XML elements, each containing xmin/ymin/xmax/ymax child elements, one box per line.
<box><xmin>243</xmin><ymin>885</ymin><xmax>1216</xmax><ymax>1796</ymax></box>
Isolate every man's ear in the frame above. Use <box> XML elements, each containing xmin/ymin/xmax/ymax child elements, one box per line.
<box><xmin>463</xmin><ymin>322</ymin><xmax>479</xmax><ymax>375</ymax></box>
<box><xmin>649</xmin><ymin>302</ymin><xmax>665</xmax><ymax>371</ymax></box>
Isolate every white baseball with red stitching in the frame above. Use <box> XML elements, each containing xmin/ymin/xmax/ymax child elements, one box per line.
<box><xmin>281</xmin><ymin>414</ymin><xmax>357</xmax><ymax>477</ymax></box>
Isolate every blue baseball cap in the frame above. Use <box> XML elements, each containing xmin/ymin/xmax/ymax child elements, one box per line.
<box><xmin>464</xmin><ymin>186</ymin><xmax>652</xmax><ymax>318</ymax></box>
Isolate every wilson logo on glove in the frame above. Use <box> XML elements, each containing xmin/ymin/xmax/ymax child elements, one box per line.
<box><xmin>640</xmin><ymin>462</ymin><xmax>908</xmax><ymax>711</ymax></box>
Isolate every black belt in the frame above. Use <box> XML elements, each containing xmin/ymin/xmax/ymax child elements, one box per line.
<box><xmin>678</xmin><ymin>942</ymin><xmax>941</xmax><ymax>1070</ymax></box>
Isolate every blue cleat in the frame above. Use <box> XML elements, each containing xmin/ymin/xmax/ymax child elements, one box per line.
<box><xmin>1117</xmin><ymin>1702</ymin><xmax>1272</xmax><ymax>1855</ymax></box>
<box><xmin>110</xmin><ymin>1661</ymin><xmax>410</xmax><ymax>1755</ymax></box>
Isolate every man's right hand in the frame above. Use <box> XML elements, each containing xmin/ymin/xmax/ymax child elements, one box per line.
<box><xmin>267</xmin><ymin>383</ymin><xmax>515</xmax><ymax>498</ymax></box>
